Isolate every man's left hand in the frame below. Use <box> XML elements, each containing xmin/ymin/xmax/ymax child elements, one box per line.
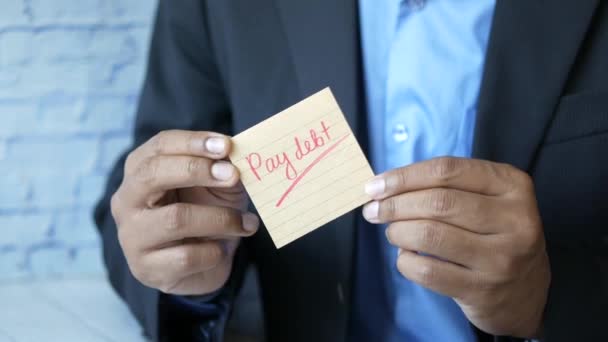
<box><xmin>362</xmin><ymin>157</ymin><xmax>550</xmax><ymax>338</ymax></box>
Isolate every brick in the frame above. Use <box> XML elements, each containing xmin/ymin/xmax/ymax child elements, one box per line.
<box><xmin>89</xmin><ymin>60</ymin><xmax>134</xmax><ymax>90</ymax></box>
<box><xmin>0</xmin><ymin>169</ymin><xmax>31</xmax><ymax>209</ymax></box>
<box><xmin>34</xmin><ymin>29</ymin><xmax>92</xmax><ymax>63</ymax></box>
<box><xmin>5</xmin><ymin>137</ymin><xmax>98</xmax><ymax>171</ymax></box>
<box><xmin>0</xmin><ymin>213</ymin><xmax>52</xmax><ymax>247</ymax></box>
<box><xmin>28</xmin><ymin>0</ymin><xmax>105</xmax><ymax>22</ymax></box>
<box><xmin>0</xmin><ymin>248</ymin><xmax>29</xmax><ymax>280</ymax></box>
<box><xmin>0</xmin><ymin>63</ymin><xmax>88</xmax><ymax>97</ymax></box>
<box><xmin>54</xmin><ymin>211</ymin><xmax>100</xmax><ymax>246</ymax></box>
<box><xmin>27</xmin><ymin>243</ymin><xmax>71</xmax><ymax>276</ymax></box>
<box><xmin>28</xmin><ymin>169</ymin><xmax>80</xmax><ymax>208</ymax></box>
<box><xmin>88</xmin><ymin>29</ymin><xmax>138</xmax><ymax>63</ymax></box>
<box><xmin>98</xmin><ymin>135</ymin><xmax>131</xmax><ymax>170</ymax></box>
<box><xmin>90</xmin><ymin>59</ymin><xmax>147</xmax><ymax>92</ymax></box>
<box><xmin>0</xmin><ymin>0</ymin><xmax>30</xmax><ymax>24</ymax></box>
<box><xmin>106</xmin><ymin>0</ymin><xmax>157</xmax><ymax>20</ymax></box>
<box><xmin>81</xmin><ymin>96</ymin><xmax>135</xmax><ymax>133</ymax></box>
<box><xmin>0</xmin><ymin>67</ymin><xmax>19</xmax><ymax>88</ymax></box>
<box><xmin>0</xmin><ymin>100</ymin><xmax>38</xmax><ymax>137</ymax></box>
<box><xmin>14</xmin><ymin>62</ymin><xmax>90</xmax><ymax>94</ymax></box>
<box><xmin>65</xmin><ymin>245</ymin><xmax>104</xmax><ymax>276</ymax></box>
<box><xmin>12</xmin><ymin>94</ymin><xmax>135</xmax><ymax>135</ymax></box>
<box><xmin>129</xmin><ymin>27</ymin><xmax>154</xmax><ymax>53</ymax></box>
<box><xmin>32</xmin><ymin>28</ymin><xmax>143</xmax><ymax>65</ymax></box>
<box><xmin>76</xmin><ymin>172</ymin><xmax>108</xmax><ymax>206</ymax></box>
<box><xmin>0</xmin><ymin>139</ymin><xmax>6</xmax><ymax>160</ymax></box>
<box><xmin>0</xmin><ymin>31</ymin><xmax>34</xmax><ymax>67</ymax></box>
<box><xmin>37</xmin><ymin>92</ymin><xmax>86</xmax><ymax>134</ymax></box>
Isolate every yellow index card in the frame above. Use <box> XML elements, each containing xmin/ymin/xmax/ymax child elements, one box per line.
<box><xmin>229</xmin><ymin>88</ymin><xmax>375</xmax><ymax>248</ymax></box>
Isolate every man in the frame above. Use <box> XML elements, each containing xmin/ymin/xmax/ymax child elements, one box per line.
<box><xmin>95</xmin><ymin>0</ymin><xmax>608</xmax><ymax>341</ymax></box>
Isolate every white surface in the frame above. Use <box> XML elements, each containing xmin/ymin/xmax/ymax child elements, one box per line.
<box><xmin>0</xmin><ymin>277</ymin><xmax>147</xmax><ymax>342</ymax></box>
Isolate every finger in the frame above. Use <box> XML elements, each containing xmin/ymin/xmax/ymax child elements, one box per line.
<box><xmin>122</xmin><ymin>155</ymin><xmax>239</xmax><ymax>207</ymax></box>
<box><xmin>363</xmin><ymin>188</ymin><xmax>507</xmax><ymax>234</ymax></box>
<box><xmin>364</xmin><ymin>157</ymin><xmax>524</xmax><ymax>200</ymax></box>
<box><xmin>143</xmin><ymin>239</ymin><xmax>229</xmax><ymax>282</ymax></box>
<box><xmin>121</xmin><ymin>204</ymin><xmax>259</xmax><ymax>249</ymax></box>
<box><xmin>386</xmin><ymin>220</ymin><xmax>489</xmax><ymax>270</ymax></box>
<box><xmin>396</xmin><ymin>249</ymin><xmax>476</xmax><ymax>301</ymax></box>
<box><xmin>161</xmin><ymin>261</ymin><xmax>235</xmax><ymax>296</ymax></box>
<box><xmin>127</xmin><ymin>130</ymin><xmax>231</xmax><ymax>172</ymax></box>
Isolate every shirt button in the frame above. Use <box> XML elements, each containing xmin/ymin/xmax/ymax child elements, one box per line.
<box><xmin>403</xmin><ymin>0</ymin><xmax>426</xmax><ymax>11</ymax></box>
<box><xmin>392</xmin><ymin>124</ymin><xmax>410</xmax><ymax>142</ymax></box>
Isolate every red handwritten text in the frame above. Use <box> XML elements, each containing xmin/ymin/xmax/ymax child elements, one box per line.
<box><xmin>295</xmin><ymin>121</ymin><xmax>331</xmax><ymax>160</ymax></box>
<box><xmin>245</xmin><ymin>120</ymin><xmax>332</xmax><ymax>183</ymax></box>
<box><xmin>244</xmin><ymin>120</ymin><xmax>351</xmax><ymax>207</ymax></box>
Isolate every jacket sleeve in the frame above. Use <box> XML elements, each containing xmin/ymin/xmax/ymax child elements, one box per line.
<box><xmin>94</xmin><ymin>0</ymin><xmax>242</xmax><ymax>340</ymax></box>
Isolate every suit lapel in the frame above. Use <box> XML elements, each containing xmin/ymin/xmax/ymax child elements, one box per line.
<box><xmin>474</xmin><ymin>0</ymin><xmax>599</xmax><ymax>170</ymax></box>
<box><xmin>274</xmin><ymin>0</ymin><xmax>362</xmax><ymax>132</ymax></box>
<box><xmin>275</xmin><ymin>0</ymin><xmax>362</xmax><ymax>338</ymax></box>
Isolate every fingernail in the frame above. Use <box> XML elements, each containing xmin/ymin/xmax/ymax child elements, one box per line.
<box><xmin>205</xmin><ymin>137</ymin><xmax>226</xmax><ymax>154</ymax></box>
<box><xmin>385</xmin><ymin>228</ymin><xmax>393</xmax><ymax>244</ymax></box>
<box><xmin>362</xmin><ymin>201</ymin><xmax>379</xmax><ymax>222</ymax></box>
<box><xmin>242</xmin><ymin>213</ymin><xmax>259</xmax><ymax>232</ymax></box>
<box><xmin>365</xmin><ymin>177</ymin><xmax>385</xmax><ymax>198</ymax></box>
<box><xmin>211</xmin><ymin>161</ymin><xmax>234</xmax><ymax>181</ymax></box>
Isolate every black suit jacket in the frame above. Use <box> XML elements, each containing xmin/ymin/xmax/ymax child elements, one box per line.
<box><xmin>95</xmin><ymin>1</ymin><xmax>608</xmax><ymax>341</ymax></box>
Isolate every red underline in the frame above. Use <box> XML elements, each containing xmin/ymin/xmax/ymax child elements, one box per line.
<box><xmin>275</xmin><ymin>133</ymin><xmax>351</xmax><ymax>208</ymax></box>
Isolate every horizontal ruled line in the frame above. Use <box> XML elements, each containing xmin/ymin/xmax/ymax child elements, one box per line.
<box><xmin>271</xmin><ymin>185</ymin><xmax>369</xmax><ymax>239</ymax></box>
<box><xmin>268</xmin><ymin>171</ymin><xmax>373</xmax><ymax>238</ymax></box>
<box><xmin>275</xmin><ymin>133</ymin><xmax>351</xmax><ymax>207</ymax></box>
<box><xmin>274</xmin><ymin>194</ymin><xmax>370</xmax><ymax>248</ymax></box>
<box><xmin>256</xmin><ymin>161</ymin><xmax>371</xmax><ymax>212</ymax></box>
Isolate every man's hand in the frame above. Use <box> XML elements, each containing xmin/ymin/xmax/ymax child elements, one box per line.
<box><xmin>362</xmin><ymin>157</ymin><xmax>550</xmax><ymax>338</ymax></box>
<box><xmin>111</xmin><ymin>130</ymin><xmax>259</xmax><ymax>296</ymax></box>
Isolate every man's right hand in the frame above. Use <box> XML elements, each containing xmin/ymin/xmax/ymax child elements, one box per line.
<box><xmin>110</xmin><ymin>130</ymin><xmax>259</xmax><ymax>296</ymax></box>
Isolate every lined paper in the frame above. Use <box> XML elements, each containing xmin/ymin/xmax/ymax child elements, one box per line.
<box><xmin>229</xmin><ymin>88</ymin><xmax>375</xmax><ymax>248</ymax></box>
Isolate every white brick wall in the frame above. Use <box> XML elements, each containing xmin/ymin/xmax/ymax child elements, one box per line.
<box><xmin>0</xmin><ymin>0</ymin><xmax>158</xmax><ymax>280</ymax></box>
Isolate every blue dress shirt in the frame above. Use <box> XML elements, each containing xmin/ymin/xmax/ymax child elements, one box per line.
<box><xmin>351</xmin><ymin>0</ymin><xmax>495</xmax><ymax>341</ymax></box>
